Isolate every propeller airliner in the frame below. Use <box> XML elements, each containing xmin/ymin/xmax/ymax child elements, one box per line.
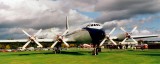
<box><xmin>0</xmin><ymin>16</ymin><xmax>158</xmax><ymax>55</ymax></box>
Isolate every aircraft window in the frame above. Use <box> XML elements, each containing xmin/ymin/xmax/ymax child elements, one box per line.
<box><xmin>91</xmin><ymin>24</ymin><xmax>93</xmax><ymax>26</ymax></box>
<box><xmin>96</xmin><ymin>24</ymin><xmax>99</xmax><ymax>26</ymax></box>
<box><xmin>94</xmin><ymin>24</ymin><xmax>96</xmax><ymax>26</ymax></box>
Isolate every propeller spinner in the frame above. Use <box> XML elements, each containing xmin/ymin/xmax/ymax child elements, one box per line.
<box><xmin>99</xmin><ymin>28</ymin><xmax>117</xmax><ymax>47</ymax></box>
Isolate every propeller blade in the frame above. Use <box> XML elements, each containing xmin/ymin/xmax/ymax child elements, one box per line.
<box><xmin>120</xmin><ymin>27</ymin><xmax>127</xmax><ymax>32</ymax></box>
<box><xmin>22</xmin><ymin>30</ymin><xmax>31</xmax><ymax>37</ymax></box>
<box><xmin>50</xmin><ymin>41</ymin><xmax>58</xmax><ymax>48</ymax></box>
<box><xmin>34</xmin><ymin>29</ymin><xmax>42</xmax><ymax>36</ymax></box>
<box><xmin>110</xmin><ymin>38</ymin><xmax>117</xmax><ymax>45</ymax></box>
<box><xmin>33</xmin><ymin>39</ymin><xmax>43</xmax><ymax>47</ymax></box>
<box><xmin>131</xmin><ymin>37</ymin><xmax>138</xmax><ymax>44</ymax></box>
<box><xmin>121</xmin><ymin>38</ymin><xmax>127</xmax><ymax>44</ymax></box>
<box><xmin>62</xmin><ymin>40</ymin><xmax>69</xmax><ymax>47</ymax></box>
<box><xmin>62</xmin><ymin>29</ymin><xmax>69</xmax><ymax>36</ymax></box>
<box><xmin>131</xmin><ymin>26</ymin><xmax>137</xmax><ymax>33</ymax></box>
<box><xmin>109</xmin><ymin>28</ymin><xmax>116</xmax><ymax>35</ymax></box>
<box><xmin>22</xmin><ymin>40</ymin><xmax>31</xmax><ymax>49</ymax></box>
<box><xmin>99</xmin><ymin>38</ymin><xmax>107</xmax><ymax>46</ymax></box>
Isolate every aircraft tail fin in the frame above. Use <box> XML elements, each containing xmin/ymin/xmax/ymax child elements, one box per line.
<box><xmin>66</xmin><ymin>16</ymin><xmax>69</xmax><ymax>30</ymax></box>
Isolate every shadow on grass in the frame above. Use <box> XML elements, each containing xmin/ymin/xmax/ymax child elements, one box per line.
<box><xmin>138</xmin><ymin>53</ymin><xmax>160</xmax><ymax>56</ymax></box>
<box><xmin>17</xmin><ymin>52</ymin><xmax>54</xmax><ymax>56</ymax></box>
<box><xmin>7</xmin><ymin>51</ymin><xmax>86</xmax><ymax>56</ymax></box>
<box><xmin>60</xmin><ymin>51</ymin><xmax>85</xmax><ymax>55</ymax></box>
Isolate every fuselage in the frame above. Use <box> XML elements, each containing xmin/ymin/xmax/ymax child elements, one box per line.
<box><xmin>68</xmin><ymin>23</ymin><xmax>106</xmax><ymax>45</ymax></box>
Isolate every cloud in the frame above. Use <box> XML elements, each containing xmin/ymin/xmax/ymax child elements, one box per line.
<box><xmin>0</xmin><ymin>0</ymin><xmax>92</xmax><ymax>39</ymax></box>
<box><xmin>59</xmin><ymin>0</ymin><xmax>97</xmax><ymax>12</ymax></box>
<box><xmin>133</xmin><ymin>29</ymin><xmax>152</xmax><ymax>35</ymax></box>
<box><xmin>95</xmin><ymin>0</ymin><xmax>160</xmax><ymax>23</ymax></box>
<box><xmin>0</xmin><ymin>0</ymin><xmax>159</xmax><ymax>39</ymax></box>
<box><xmin>0</xmin><ymin>0</ymin><xmax>91</xmax><ymax>29</ymax></box>
<box><xmin>103</xmin><ymin>19</ymin><xmax>133</xmax><ymax>30</ymax></box>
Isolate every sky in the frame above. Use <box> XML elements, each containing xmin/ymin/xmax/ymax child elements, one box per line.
<box><xmin>0</xmin><ymin>0</ymin><xmax>160</xmax><ymax>40</ymax></box>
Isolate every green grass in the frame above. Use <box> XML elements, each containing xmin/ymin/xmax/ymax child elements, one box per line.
<box><xmin>0</xmin><ymin>48</ymin><xmax>160</xmax><ymax>64</ymax></box>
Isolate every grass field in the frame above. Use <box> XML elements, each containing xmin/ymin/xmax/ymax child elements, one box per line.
<box><xmin>0</xmin><ymin>48</ymin><xmax>160</xmax><ymax>64</ymax></box>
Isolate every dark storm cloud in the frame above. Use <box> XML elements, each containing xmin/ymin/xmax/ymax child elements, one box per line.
<box><xmin>95</xmin><ymin>0</ymin><xmax>160</xmax><ymax>23</ymax></box>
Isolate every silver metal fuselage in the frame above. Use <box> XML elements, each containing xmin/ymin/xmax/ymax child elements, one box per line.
<box><xmin>66</xmin><ymin>27</ymin><xmax>106</xmax><ymax>45</ymax></box>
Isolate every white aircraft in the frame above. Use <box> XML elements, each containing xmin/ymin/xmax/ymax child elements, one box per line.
<box><xmin>0</xmin><ymin>16</ymin><xmax>158</xmax><ymax>55</ymax></box>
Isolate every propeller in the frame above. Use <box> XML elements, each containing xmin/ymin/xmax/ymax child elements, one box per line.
<box><xmin>21</xmin><ymin>29</ymin><xmax>43</xmax><ymax>50</ymax></box>
<box><xmin>50</xmin><ymin>16</ymin><xmax>70</xmax><ymax>48</ymax></box>
<box><xmin>99</xmin><ymin>28</ymin><xmax>117</xmax><ymax>47</ymax></box>
<box><xmin>50</xmin><ymin>29</ymin><xmax>69</xmax><ymax>48</ymax></box>
<box><xmin>120</xmin><ymin>26</ymin><xmax>138</xmax><ymax>44</ymax></box>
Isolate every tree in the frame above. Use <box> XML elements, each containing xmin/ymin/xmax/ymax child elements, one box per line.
<box><xmin>0</xmin><ymin>44</ymin><xmax>2</xmax><ymax>49</ymax></box>
<box><xmin>5</xmin><ymin>45</ymin><xmax>11</xmax><ymax>49</ymax></box>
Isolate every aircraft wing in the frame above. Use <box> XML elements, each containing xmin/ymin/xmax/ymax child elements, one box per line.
<box><xmin>109</xmin><ymin>35</ymin><xmax>158</xmax><ymax>40</ymax></box>
<box><xmin>37</xmin><ymin>39</ymin><xmax>54</xmax><ymax>42</ymax></box>
<box><xmin>110</xmin><ymin>36</ymin><xmax>118</xmax><ymax>40</ymax></box>
<box><xmin>131</xmin><ymin>35</ymin><xmax>158</xmax><ymax>39</ymax></box>
<box><xmin>0</xmin><ymin>39</ymin><xmax>28</xmax><ymax>43</ymax></box>
<box><xmin>38</xmin><ymin>38</ymin><xmax>74</xmax><ymax>42</ymax></box>
<box><xmin>0</xmin><ymin>39</ymin><xmax>54</xmax><ymax>43</ymax></box>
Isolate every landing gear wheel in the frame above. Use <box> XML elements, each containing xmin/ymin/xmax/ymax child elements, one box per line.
<box><xmin>97</xmin><ymin>48</ymin><xmax>101</xmax><ymax>52</ymax></box>
<box><xmin>92</xmin><ymin>48</ymin><xmax>98</xmax><ymax>55</ymax></box>
<box><xmin>54</xmin><ymin>47</ymin><xmax>61</xmax><ymax>54</ymax></box>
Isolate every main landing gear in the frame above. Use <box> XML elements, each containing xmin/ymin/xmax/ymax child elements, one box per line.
<box><xmin>92</xmin><ymin>48</ymin><xmax>98</xmax><ymax>55</ymax></box>
<box><xmin>54</xmin><ymin>47</ymin><xmax>61</xmax><ymax>54</ymax></box>
<box><xmin>92</xmin><ymin>48</ymin><xmax>101</xmax><ymax>55</ymax></box>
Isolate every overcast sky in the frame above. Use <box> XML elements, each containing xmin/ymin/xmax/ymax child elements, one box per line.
<box><xmin>0</xmin><ymin>0</ymin><xmax>160</xmax><ymax>40</ymax></box>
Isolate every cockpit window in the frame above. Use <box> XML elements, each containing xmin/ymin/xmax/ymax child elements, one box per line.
<box><xmin>97</xmin><ymin>24</ymin><xmax>99</xmax><ymax>26</ymax></box>
<box><xmin>86</xmin><ymin>23</ymin><xmax>101</xmax><ymax>27</ymax></box>
<box><xmin>91</xmin><ymin>24</ymin><xmax>93</xmax><ymax>26</ymax></box>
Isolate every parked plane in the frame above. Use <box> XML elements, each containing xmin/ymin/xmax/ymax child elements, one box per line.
<box><xmin>0</xmin><ymin>16</ymin><xmax>158</xmax><ymax>55</ymax></box>
<box><xmin>44</xmin><ymin>16</ymin><xmax>158</xmax><ymax>55</ymax></box>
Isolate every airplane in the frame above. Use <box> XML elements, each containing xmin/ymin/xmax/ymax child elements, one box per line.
<box><xmin>44</xmin><ymin>16</ymin><xmax>158</xmax><ymax>55</ymax></box>
<box><xmin>0</xmin><ymin>16</ymin><xmax>158</xmax><ymax>55</ymax></box>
